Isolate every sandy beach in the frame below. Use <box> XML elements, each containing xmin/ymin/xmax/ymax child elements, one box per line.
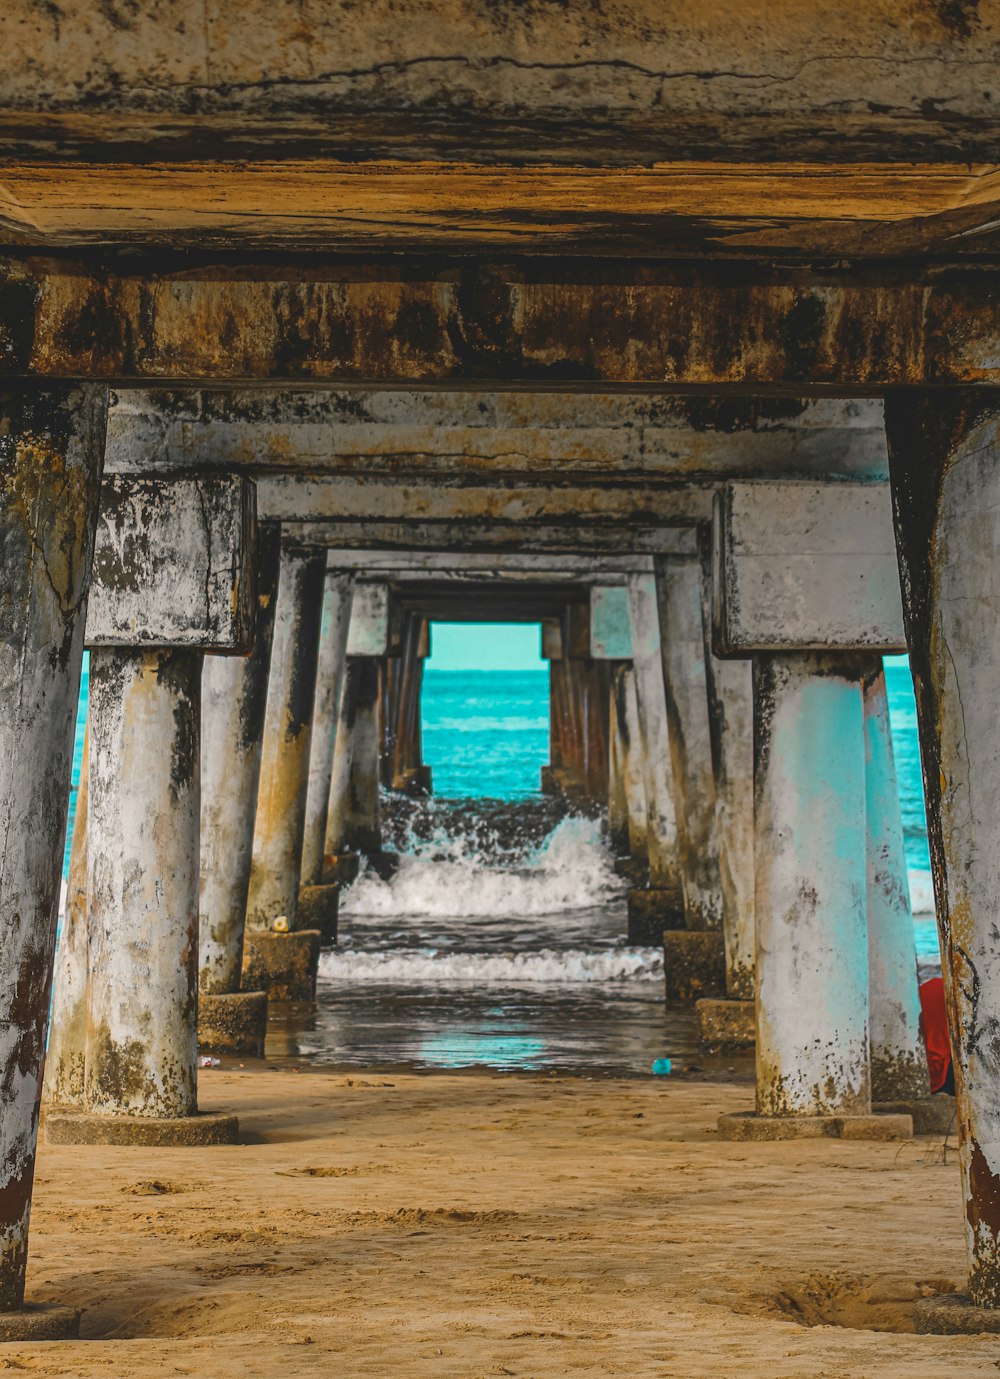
<box><xmin>7</xmin><ymin>1068</ymin><xmax>990</xmax><ymax>1378</ymax></box>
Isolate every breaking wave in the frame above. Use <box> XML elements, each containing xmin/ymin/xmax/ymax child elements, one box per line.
<box><xmin>342</xmin><ymin>814</ymin><xmax>624</xmax><ymax>919</ymax></box>
<box><xmin>318</xmin><ymin>946</ymin><xmax>662</xmax><ymax>986</ymax></box>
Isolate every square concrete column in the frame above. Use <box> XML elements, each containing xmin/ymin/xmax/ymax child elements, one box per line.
<box><xmin>245</xmin><ymin>546</ymin><xmax>327</xmax><ymax>932</ymax></box>
<box><xmin>44</xmin><ymin>720</ymin><xmax>90</xmax><ymax>1107</ymax></box>
<box><xmin>654</xmin><ymin>554</ymin><xmax>723</xmax><ymax>931</ymax></box>
<box><xmin>862</xmin><ymin>660</ymin><xmax>929</xmax><ymax>1104</ymax></box>
<box><xmin>714</xmin><ymin>480</ymin><xmax>913</xmax><ymax>1141</ymax></box>
<box><xmin>46</xmin><ymin>474</ymin><xmax>254</xmax><ymax>1150</ymax></box>
<box><xmin>200</xmin><ymin>523</ymin><xmax>282</xmax><ymax>993</ymax></box>
<box><xmin>887</xmin><ymin>390</ymin><xmax>1000</xmax><ymax>1320</ymax></box>
<box><xmin>301</xmin><ymin>570</ymin><xmax>355</xmax><ymax>885</ymax></box>
<box><xmin>197</xmin><ymin>524</ymin><xmax>282</xmax><ymax>1054</ymax></box>
<box><xmin>0</xmin><ymin>383</ymin><xmax>105</xmax><ymax>1336</ymax></box>
<box><xmin>752</xmin><ymin>653</ymin><xmax>871</xmax><ymax>1117</ymax></box>
<box><xmin>626</xmin><ymin>573</ymin><xmax>684</xmax><ymax>941</ymax></box>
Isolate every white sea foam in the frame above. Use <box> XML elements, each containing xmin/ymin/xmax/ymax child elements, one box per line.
<box><xmin>318</xmin><ymin>945</ymin><xmax>662</xmax><ymax>986</ymax></box>
<box><xmin>342</xmin><ymin>815</ymin><xmax>623</xmax><ymax>919</ymax></box>
<box><xmin>908</xmin><ymin>868</ymin><xmax>935</xmax><ymax>915</ymax></box>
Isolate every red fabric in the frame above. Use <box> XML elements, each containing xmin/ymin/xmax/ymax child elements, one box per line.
<box><xmin>919</xmin><ymin>977</ymin><xmax>953</xmax><ymax>1094</ymax></box>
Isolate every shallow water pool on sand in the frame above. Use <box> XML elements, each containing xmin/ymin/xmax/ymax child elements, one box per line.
<box><xmin>266</xmin><ymin>804</ymin><xmax>754</xmax><ymax>1080</ymax></box>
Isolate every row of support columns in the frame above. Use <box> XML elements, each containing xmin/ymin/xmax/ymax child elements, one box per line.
<box><xmin>4</xmin><ymin>386</ymin><xmax>1000</xmax><ymax>1326</ymax></box>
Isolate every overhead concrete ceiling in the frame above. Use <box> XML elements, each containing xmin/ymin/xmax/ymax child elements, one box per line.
<box><xmin>1</xmin><ymin>2</ymin><xmax>999</xmax><ymax>255</ymax></box>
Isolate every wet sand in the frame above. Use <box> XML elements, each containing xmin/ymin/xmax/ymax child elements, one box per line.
<box><xmin>16</xmin><ymin>1069</ymin><xmax>991</xmax><ymax>1377</ymax></box>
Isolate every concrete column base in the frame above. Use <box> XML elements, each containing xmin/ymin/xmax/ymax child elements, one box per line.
<box><xmin>323</xmin><ymin>851</ymin><xmax>360</xmax><ymax>885</ymax></box>
<box><xmin>0</xmin><ymin>1305</ymin><xmax>81</xmax><ymax>1341</ymax></box>
<box><xmin>873</xmin><ymin>1095</ymin><xmax>956</xmax><ymax>1136</ymax></box>
<box><xmin>242</xmin><ymin>928</ymin><xmax>321</xmax><ymax>1001</ymax></box>
<box><xmin>663</xmin><ymin>931</ymin><xmax>727</xmax><ymax>1002</ymax></box>
<box><xmin>717</xmin><ymin>1110</ymin><xmax>912</xmax><ymax>1142</ymax></box>
<box><xmin>916</xmin><ymin>1293</ymin><xmax>1000</xmax><ymax>1334</ymax></box>
<box><xmin>614</xmin><ymin>856</ymin><xmax>648</xmax><ymax>886</ymax></box>
<box><xmin>297</xmin><ymin>882</ymin><xmax>340</xmax><ymax>943</ymax></box>
<box><xmin>627</xmin><ymin>887</ymin><xmax>685</xmax><ymax>943</ymax></box>
<box><xmin>696</xmin><ymin>997</ymin><xmax>755</xmax><ymax>1049</ymax></box>
<box><xmin>198</xmin><ymin>991</ymin><xmax>268</xmax><ymax>1057</ymax></box>
<box><xmin>44</xmin><ymin>1110</ymin><xmax>240</xmax><ymax>1147</ymax></box>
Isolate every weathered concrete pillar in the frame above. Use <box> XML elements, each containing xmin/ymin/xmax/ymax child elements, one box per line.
<box><xmin>620</xmin><ymin>666</ymin><xmax>650</xmax><ymax>873</ymax></box>
<box><xmin>887</xmin><ymin>391</ymin><xmax>1000</xmax><ymax>1322</ymax></box>
<box><xmin>627</xmin><ymin>573</ymin><xmax>684</xmax><ymax>941</ymax></box>
<box><xmin>607</xmin><ymin>666</ymin><xmax>630</xmax><ymax>855</ymax></box>
<box><xmin>198</xmin><ymin>523</ymin><xmax>282</xmax><ymax>1053</ymax></box>
<box><xmin>654</xmin><ymin>556</ymin><xmax>722</xmax><ymax>930</ymax></box>
<box><xmin>245</xmin><ymin>546</ymin><xmax>326</xmax><ymax>933</ymax></box>
<box><xmin>392</xmin><ymin>615</ymin><xmax>431</xmax><ymax>794</ymax></box>
<box><xmin>47</xmin><ymin>473</ymin><xmax>253</xmax><ymax>1148</ymax></box>
<box><xmin>300</xmin><ymin>571</ymin><xmax>354</xmax><ymax>885</ymax></box>
<box><xmin>752</xmin><ymin>654</ymin><xmax>871</xmax><ymax>1117</ymax></box>
<box><xmin>296</xmin><ymin>569</ymin><xmax>354</xmax><ymax>942</ymax></box>
<box><xmin>694</xmin><ymin>528</ymin><xmax>756</xmax><ymax>1048</ymax></box>
<box><xmin>324</xmin><ymin>655</ymin><xmax>359</xmax><ymax>859</ymax></box>
<box><xmin>583</xmin><ymin>659</ymin><xmax>611</xmax><ymax>801</ymax></box>
<box><xmin>85</xmin><ymin>650</ymin><xmax>205</xmax><ymax>1116</ymax></box>
<box><xmin>862</xmin><ymin>661</ymin><xmax>930</xmax><ymax>1104</ymax></box>
<box><xmin>714</xmin><ymin>481</ymin><xmax>912</xmax><ymax>1142</ymax></box>
<box><xmin>0</xmin><ymin>383</ymin><xmax>105</xmax><ymax>1335</ymax></box>
<box><xmin>345</xmin><ymin>658</ymin><xmax>383</xmax><ymax>858</ymax></box>
<box><xmin>44</xmin><ymin>720</ymin><xmax>90</xmax><ymax>1107</ymax></box>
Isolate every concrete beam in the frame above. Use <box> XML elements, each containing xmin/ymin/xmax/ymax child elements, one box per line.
<box><xmin>104</xmin><ymin>391</ymin><xmax>889</xmax><ymax>482</ymax></box>
<box><xmin>713</xmin><ymin>481</ymin><xmax>906</xmax><ymax>654</ymax></box>
<box><xmin>290</xmin><ymin>523</ymin><xmax>699</xmax><ymax>554</ymax></box>
<box><xmin>253</xmin><ymin>475</ymin><xmax>715</xmax><ymax>526</ymax></box>
<box><xmin>86</xmin><ymin>476</ymin><xmax>257</xmax><ymax>651</ymax></box>
<box><xmin>0</xmin><ymin>3</ymin><xmax>997</xmax><ymax>170</ymax></box>
<box><xmin>2</xmin><ymin>259</ymin><xmax>1000</xmax><ymax>388</ymax></box>
<box><xmin>326</xmin><ymin>552</ymin><xmax>655</xmax><ymax>575</ymax></box>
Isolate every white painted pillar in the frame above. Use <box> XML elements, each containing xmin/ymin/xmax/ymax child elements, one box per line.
<box><xmin>655</xmin><ymin>556</ymin><xmax>723</xmax><ymax>929</ymax></box>
<box><xmin>85</xmin><ymin>649</ymin><xmax>201</xmax><ymax>1118</ymax></box>
<box><xmin>44</xmin><ymin>720</ymin><xmax>90</xmax><ymax>1106</ymax></box>
<box><xmin>863</xmin><ymin>662</ymin><xmax>930</xmax><ymax>1102</ymax></box>
<box><xmin>245</xmin><ymin>546</ymin><xmax>326</xmax><ymax>931</ymax></box>
<box><xmin>0</xmin><ymin>384</ymin><xmax>105</xmax><ymax>1311</ymax></box>
<box><xmin>627</xmin><ymin>574</ymin><xmax>682</xmax><ymax>891</ymax></box>
<box><xmin>754</xmin><ymin>653</ymin><xmax>871</xmax><ymax>1117</ymax></box>
<box><xmin>199</xmin><ymin>524</ymin><xmax>282</xmax><ymax>993</ymax></box>
<box><xmin>886</xmin><ymin>391</ymin><xmax>1000</xmax><ymax>1305</ymax></box>
<box><xmin>301</xmin><ymin>571</ymin><xmax>354</xmax><ymax>885</ymax></box>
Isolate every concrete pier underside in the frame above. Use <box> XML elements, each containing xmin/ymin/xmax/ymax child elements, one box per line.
<box><xmin>1</xmin><ymin>0</ymin><xmax>997</xmax><ymax>1345</ymax></box>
